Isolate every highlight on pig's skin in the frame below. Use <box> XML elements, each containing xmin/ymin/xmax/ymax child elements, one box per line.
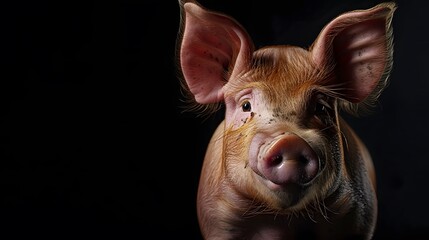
<box><xmin>176</xmin><ymin>0</ymin><xmax>396</xmax><ymax>239</ymax></box>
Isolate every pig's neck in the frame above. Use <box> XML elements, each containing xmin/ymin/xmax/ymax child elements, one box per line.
<box><xmin>217</xmin><ymin>181</ymin><xmax>363</xmax><ymax>240</ymax></box>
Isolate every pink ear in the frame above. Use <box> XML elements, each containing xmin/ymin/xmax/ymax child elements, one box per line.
<box><xmin>311</xmin><ymin>3</ymin><xmax>396</xmax><ymax>103</ymax></box>
<box><xmin>178</xmin><ymin>1</ymin><xmax>254</xmax><ymax>104</ymax></box>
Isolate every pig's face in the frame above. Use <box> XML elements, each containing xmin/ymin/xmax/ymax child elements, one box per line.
<box><xmin>222</xmin><ymin>46</ymin><xmax>341</xmax><ymax>210</ymax></box>
<box><xmin>178</xmin><ymin>0</ymin><xmax>394</xmax><ymax>216</ymax></box>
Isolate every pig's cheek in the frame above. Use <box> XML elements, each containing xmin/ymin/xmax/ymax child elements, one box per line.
<box><xmin>232</xmin><ymin>113</ymin><xmax>251</xmax><ymax>129</ymax></box>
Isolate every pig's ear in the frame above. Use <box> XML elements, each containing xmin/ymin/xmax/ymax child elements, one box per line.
<box><xmin>311</xmin><ymin>2</ymin><xmax>396</xmax><ymax>103</ymax></box>
<box><xmin>177</xmin><ymin>0</ymin><xmax>254</xmax><ymax>104</ymax></box>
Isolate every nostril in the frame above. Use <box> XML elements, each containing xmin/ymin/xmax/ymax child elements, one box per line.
<box><xmin>269</xmin><ymin>155</ymin><xmax>283</xmax><ymax>167</ymax></box>
<box><xmin>269</xmin><ymin>154</ymin><xmax>309</xmax><ymax>168</ymax></box>
<box><xmin>299</xmin><ymin>155</ymin><xmax>310</xmax><ymax>165</ymax></box>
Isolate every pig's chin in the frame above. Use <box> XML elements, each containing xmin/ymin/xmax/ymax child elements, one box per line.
<box><xmin>253</xmin><ymin>172</ymin><xmax>309</xmax><ymax>208</ymax></box>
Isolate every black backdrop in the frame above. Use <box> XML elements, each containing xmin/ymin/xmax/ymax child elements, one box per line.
<box><xmin>1</xmin><ymin>0</ymin><xmax>428</xmax><ymax>239</ymax></box>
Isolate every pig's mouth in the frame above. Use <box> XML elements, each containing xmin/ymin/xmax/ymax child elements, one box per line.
<box><xmin>249</xmin><ymin>133</ymin><xmax>320</xmax><ymax>193</ymax></box>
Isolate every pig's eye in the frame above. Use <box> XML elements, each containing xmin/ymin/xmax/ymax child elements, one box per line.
<box><xmin>313</xmin><ymin>94</ymin><xmax>331</xmax><ymax>116</ymax></box>
<box><xmin>241</xmin><ymin>100</ymin><xmax>252</xmax><ymax>112</ymax></box>
<box><xmin>314</xmin><ymin>102</ymin><xmax>327</xmax><ymax>115</ymax></box>
<box><xmin>312</xmin><ymin>97</ymin><xmax>333</xmax><ymax>126</ymax></box>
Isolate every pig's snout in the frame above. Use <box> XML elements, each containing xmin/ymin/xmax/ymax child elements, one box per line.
<box><xmin>259</xmin><ymin>134</ymin><xmax>319</xmax><ymax>188</ymax></box>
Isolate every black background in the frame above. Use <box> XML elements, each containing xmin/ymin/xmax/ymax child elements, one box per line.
<box><xmin>1</xmin><ymin>0</ymin><xmax>428</xmax><ymax>239</ymax></box>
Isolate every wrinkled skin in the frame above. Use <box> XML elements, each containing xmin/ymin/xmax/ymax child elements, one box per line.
<box><xmin>176</xmin><ymin>1</ymin><xmax>396</xmax><ymax>239</ymax></box>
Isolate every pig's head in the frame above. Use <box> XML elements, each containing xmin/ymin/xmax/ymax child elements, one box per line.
<box><xmin>177</xmin><ymin>0</ymin><xmax>395</xmax><ymax>212</ymax></box>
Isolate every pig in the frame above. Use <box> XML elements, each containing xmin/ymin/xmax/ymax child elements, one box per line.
<box><xmin>176</xmin><ymin>0</ymin><xmax>396</xmax><ymax>239</ymax></box>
